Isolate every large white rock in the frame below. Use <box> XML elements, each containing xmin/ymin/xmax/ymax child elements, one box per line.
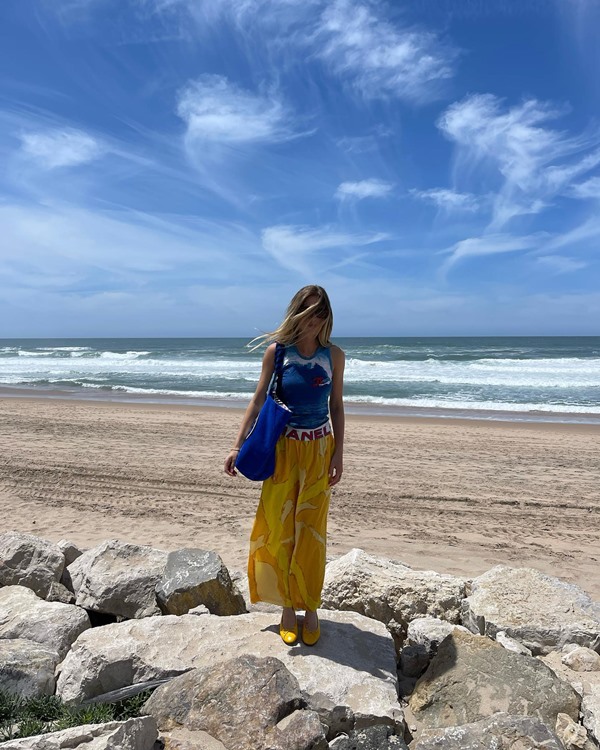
<box><xmin>56</xmin><ymin>611</ymin><xmax>403</xmax><ymax>731</ymax></box>
<box><xmin>562</xmin><ymin>646</ymin><xmax>600</xmax><ymax>672</ymax></box>
<box><xmin>321</xmin><ymin>550</ymin><xmax>466</xmax><ymax>643</ymax></box>
<box><xmin>56</xmin><ymin>539</ymin><xmax>83</xmax><ymax>567</ymax></box>
<box><xmin>407</xmin><ymin>617</ymin><xmax>470</xmax><ymax>653</ymax></box>
<box><xmin>0</xmin><ymin>585</ymin><xmax>90</xmax><ymax>661</ymax></box>
<box><xmin>0</xmin><ymin>716</ymin><xmax>157</xmax><ymax>750</ymax></box>
<box><xmin>65</xmin><ymin>539</ymin><xmax>168</xmax><ymax>619</ymax></box>
<box><xmin>401</xmin><ymin>617</ymin><xmax>470</xmax><ymax>678</ymax></box>
<box><xmin>0</xmin><ymin>638</ymin><xmax>60</xmax><ymax>697</ymax></box>
<box><xmin>0</xmin><ymin>533</ymin><xmax>64</xmax><ymax>598</ymax></box>
<box><xmin>462</xmin><ymin>565</ymin><xmax>600</xmax><ymax>655</ymax></box>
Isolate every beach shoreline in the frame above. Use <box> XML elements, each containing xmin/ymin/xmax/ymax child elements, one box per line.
<box><xmin>1</xmin><ymin>396</ymin><xmax>599</xmax><ymax>601</ymax></box>
<box><xmin>2</xmin><ymin>385</ymin><xmax>600</xmax><ymax>426</ymax></box>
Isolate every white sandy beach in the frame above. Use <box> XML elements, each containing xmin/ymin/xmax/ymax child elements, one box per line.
<box><xmin>1</xmin><ymin>396</ymin><xmax>599</xmax><ymax>600</ymax></box>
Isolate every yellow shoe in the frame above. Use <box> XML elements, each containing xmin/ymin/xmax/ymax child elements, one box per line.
<box><xmin>279</xmin><ymin>617</ymin><xmax>298</xmax><ymax>645</ymax></box>
<box><xmin>302</xmin><ymin>616</ymin><xmax>320</xmax><ymax>646</ymax></box>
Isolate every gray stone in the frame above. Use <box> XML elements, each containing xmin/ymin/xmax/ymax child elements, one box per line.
<box><xmin>462</xmin><ymin>565</ymin><xmax>600</xmax><ymax>655</ymax></box>
<box><xmin>582</xmin><ymin>685</ymin><xmax>600</xmax><ymax>745</ymax></box>
<box><xmin>399</xmin><ymin>645</ymin><xmax>429</xmax><ymax>678</ymax></box>
<box><xmin>144</xmin><ymin>655</ymin><xmax>314</xmax><ymax>750</ymax></box>
<box><xmin>312</xmin><ymin>701</ymin><xmax>354</xmax><ymax>740</ymax></box>
<box><xmin>0</xmin><ymin>716</ymin><xmax>158</xmax><ymax>750</ymax></box>
<box><xmin>0</xmin><ymin>585</ymin><xmax>90</xmax><ymax>661</ymax></box>
<box><xmin>158</xmin><ymin>727</ymin><xmax>226</xmax><ymax>749</ymax></box>
<box><xmin>555</xmin><ymin>712</ymin><xmax>596</xmax><ymax>750</ymax></box>
<box><xmin>326</xmin><ymin>725</ymin><xmax>408</xmax><ymax>749</ymax></box>
<box><xmin>409</xmin><ymin>629</ymin><xmax>580</xmax><ymax>731</ymax></box>
<box><xmin>187</xmin><ymin>604</ymin><xmax>210</xmax><ymax>615</ymax></box>
<box><xmin>495</xmin><ymin>629</ymin><xmax>532</xmax><ymax>656</ymax></box>
<box><xmin>406</xmin><ymin>617</ymin><xmax>469</xmax><ymax>655</ymax></box>
<box><xmin>402</xmin><ymin>618</ymin><xmax>470</xmax><ymax>677</ymax></box>
<box><xmin>564</xmin><ymin>643</ymin><xmax>581</xmax><ymax>654</ymax></box>
<box><xmin>46</xmin><ymin>581</ymin><xmax>76</xmax><ymax>605</ymax></box>
<box><xmin>56</xmin><ymin>610</ymin><xmax>402</xmax><ymax>732</ymax></box>
<box><xmin>0</xmin><ymin>532</ymin><xmax>64</xmax><ymax>598</ymax></box>
<box><xmin>563</xmin><ymin>646</ymin><xmax>600</xmax><ymax>672</ymax></box>
<box><xmin>275</xmin><ymin>709</ymin><xmax>328</xmax><ymax>749</ymax></box>
<box><xmin>155</xmin><ymin>548</ymin><xmax>246</xmax><ymax>616</ymax></box>
<box><xmin>56</xmin><ymin>539</ymin><xmax>83</xmax><ymax>567</ymax></box>
<box><xmin>66</xmin><ymin>539</ymin><xmax>168</xmax><ymax>619</ymax></box>
<box><xmin>321</xmin><ymin>549</ymin><xmax>466</xmax><ymax>645</ymax></box>
<box><xmin>412</xmin><ymin>713</ymin><xmax>565</xmax><ymax>749</ymax></box>
<box><xmin>0</xmin><ymin>638</ymin><xmax>60</xmax><ymax>698</ymax></box>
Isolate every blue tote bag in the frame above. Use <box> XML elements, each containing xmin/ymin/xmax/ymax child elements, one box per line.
<box><xmin>235</xmin><ymin>343</ymin><xmax>290</xmax><ymax>481</ymax></box>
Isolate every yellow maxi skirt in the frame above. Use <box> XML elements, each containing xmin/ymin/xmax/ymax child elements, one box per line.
<box><xmin>248</xmin><ymin>432</ymin><xmax>334</xmax><ymax>611</ymax></box>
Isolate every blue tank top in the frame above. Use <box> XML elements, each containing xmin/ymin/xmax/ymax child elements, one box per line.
<box><xmin>279</xmin><ymin>344</ymin><xmax>333</xmax><ymax>429</ymax></box>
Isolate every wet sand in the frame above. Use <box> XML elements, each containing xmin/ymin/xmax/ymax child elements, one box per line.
<box><xmin>1</xmin><ymin>397</ymin><xmax>599</xmax><ymax>599</ymax></box>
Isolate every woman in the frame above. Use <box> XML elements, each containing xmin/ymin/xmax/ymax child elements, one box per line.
<box><xmin>224</xmin><ymin>285</ymin><xmax>345</xmax><ymax>646</ymax></box>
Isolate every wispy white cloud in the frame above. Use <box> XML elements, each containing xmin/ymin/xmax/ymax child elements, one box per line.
<box><xmin>335</xmin><ymin>178</ymin><xmax>393</xmax><ymax>201</ymax></box>
<box><xmin>53</xmin><ymin>0</ymin><xmax>458</xmax><ymax>104</ymax></box>
<box><xmin>316</xmin><ymin>0</ymin><xmax>458</xmax><ymax>102</ymax></box>
<box><xmin>438</xmin><ymin>94</ymin><xmax>600</xmax><ymax>228</ymax></box>
<box><xmin>542</xmin><ymin>215</ymin><xmax>600</xmax><ymax>253</ymax></box>
<box><xmin>535</xmin><ymin>255</ymin><xmax>587</xmax><ymax>274</ymax></box>
<box><xmin>440</xmin><ymin>232</ymin><xmax>543</xmax><ymax>274</ymax></box>
<box><xmin>141</xmin><ymin>0</ymin><xmax>317</xmax><ymax>27</ymax></box>
<box><xmin>175</xmin><ymin>75</ymin><xmax>305</xmax><ymax>207</ymax></box>
<box><xmin>0</xmin><ymin>201</ymin><xmax>263</xmax><ymax>289</ymax></box>
<box><xmin>410</xmin><ymin>187</ymin><xmax>479</xmax><ymax>212</ymax></box>
<box><xmin>261</xmin><ymin>223</ymin><xmax>386</xmax><ymax>275</ymax></box>
<box><xmin>336</xmin><ymin>126</ymin><xmax>393</xmax><ymax>154</ymax></box>
<box><xmin>570</xmin><ymin>175</ymin><xmax>600</xmax><ymax>200</ymax></box>
<box><xmin>177</xmin><ymin>75</ymin><xmax>293</xmax><ymax>147</ymax></box>
<box><xmin>19</xmin><ymin>128</ymin><xmax>104</xmax><ymax>169</ymax></box>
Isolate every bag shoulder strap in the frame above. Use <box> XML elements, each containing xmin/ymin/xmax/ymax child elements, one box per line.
<box><xmin>269</xmin><ymin>342</ymin><xmax>285</xmax><ymax>397</ymax></box>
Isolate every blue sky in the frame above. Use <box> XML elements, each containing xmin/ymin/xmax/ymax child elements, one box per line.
<box><xmin>1</xmin><ymin>0</ymin><xmax>600</xmax><ymax>337</ymax></box>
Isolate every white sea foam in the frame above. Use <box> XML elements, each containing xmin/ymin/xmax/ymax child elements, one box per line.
<box><xmin>344</xmin><ymin>357</ymin><xmax>600</xmax><ymax>388</ymax></box>
<box><xmin>7</xmin><ymin>380</ymin><xmax>599</xmax><ymax>416</ymax></box>
<box><xmin>38</xmin><ymin>346</ymin><xmax>94</xmax><ymax>352</ymax></box>
<box><xmin>1</xmin><ymin>341</ymin><xmax>599</xmax><ymax>417</ymax></box>
<box><xmin>98</xmin><ymin>351</ymin><xmax>151</xmax><ymax>359</ymax></box>
<box><xmin>17</xmin><ymin>350</ymin><xmax>56</xmax><ymax>357</ymax></box>
<box><xmin>2</xmin><ymin>354</ymin><xmax>600</xmax><ymax>389</ymax></box>
<box><xmin>343</xmin><ymin>394</ymin><xmax>600</xmax><ymax>414</ymax></box>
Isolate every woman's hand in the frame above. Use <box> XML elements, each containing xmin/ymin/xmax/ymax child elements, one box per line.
<box><xmin>224</xmin><ymin>450</ymin><xmax>239</xmax><ymax>477</ymax></box>
<box><xmin>328</xmin><ymin>450</ymin><xmax>343</xmax><ymax>486</ymax></box>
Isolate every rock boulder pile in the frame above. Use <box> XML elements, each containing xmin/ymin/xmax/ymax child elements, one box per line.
<box><xmin>1</xmin><ymin>534</ymin><xmax>599</xmax><ymax>750</ymax></box>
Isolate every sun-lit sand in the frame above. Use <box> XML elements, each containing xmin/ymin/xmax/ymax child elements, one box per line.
<box><xmin>1</xmin><ymin>396</ymin><xmax>599</xmax><ymax>600</ymax></box>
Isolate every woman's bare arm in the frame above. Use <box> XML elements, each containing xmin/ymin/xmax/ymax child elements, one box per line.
<box><xmin>328</xmin><ymin>345</ymin><xmax>345</xmax><ymax>486</ymax></box>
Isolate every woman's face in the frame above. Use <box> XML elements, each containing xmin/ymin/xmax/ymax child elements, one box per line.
<box><xmin>297</xmin><ymin>294</ymin><xmax>327</xmax><ymax>338</ymax></box>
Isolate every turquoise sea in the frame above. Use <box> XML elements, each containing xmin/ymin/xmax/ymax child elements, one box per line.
<box><xmin>1</xmin><ymin>337</ymin><xmax>600</xmax><ymax>423</ymax></box>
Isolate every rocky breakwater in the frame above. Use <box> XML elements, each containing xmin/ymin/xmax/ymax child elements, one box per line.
<box><xmin>0</xmin><ymin>534</ymin><xmax>598</xmax><ymax>749</ymax></box>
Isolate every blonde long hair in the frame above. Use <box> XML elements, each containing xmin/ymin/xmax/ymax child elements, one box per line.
<box><xmin>249</xmin><ymin>285</ymin><xmax>333</xmax><ymax>349</ymax></box>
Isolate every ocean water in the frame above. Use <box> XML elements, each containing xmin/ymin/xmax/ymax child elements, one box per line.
<box><xmin>1</xmin><ymin>337</ymin><xmax>600</xmax><ymax>422</ymax></box>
